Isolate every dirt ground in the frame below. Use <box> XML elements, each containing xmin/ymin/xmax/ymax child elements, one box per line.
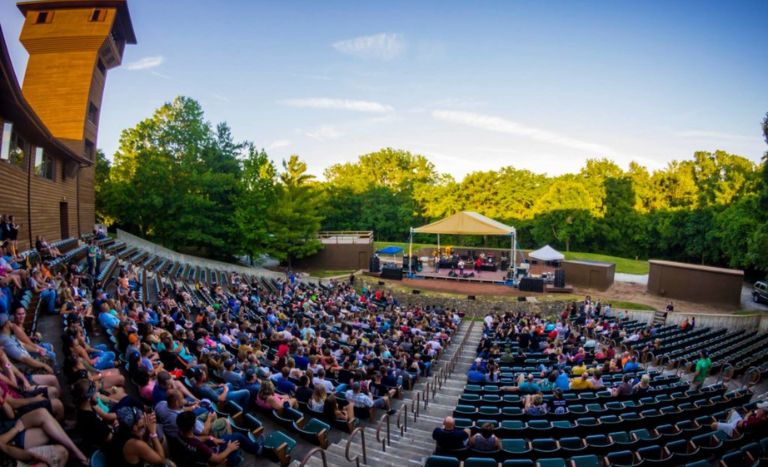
<box><xmin>378</xmin><ymin>275</ymin><xmax>745</xmax><ymax>314</ymax></box>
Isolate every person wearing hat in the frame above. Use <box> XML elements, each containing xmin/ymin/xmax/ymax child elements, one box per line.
<box><xmin>107</xmin><ymin>406</ymin><xmax>166</xmax><ymax>467</ymax></box>
<box><xmin>73</xmin><ymin>378</ymin><xmax>116</xmax><ymax>454</ymax></box>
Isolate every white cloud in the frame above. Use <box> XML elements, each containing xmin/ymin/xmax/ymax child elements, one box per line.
<box><xmin>432</xmin><ymin>110</ymin><xmax>611</xmax><ymax>154</ymax></box>
<box><xmin>332</xmin><ymin>33</ymin><xmax>405</xmax><ymax>60</ymax></box>
<box><xmin>281</xmin><ymin>97</ymin><xmax>393</xmax><ymax>113</ymax></box>
<box><xmin>125</xmin><ymin>55</ymin><xmax>164</xmax><ymax>71</ymax></box>
<box><xmin>674</xmin><ymin>130</ymin><xmax>754</xmax><ymax>142</ymax></box>
<box><xmin>150</xmin><ymin>70</ymin><xmax>171</xmax><ymax>80</ymax></box>
<box><xmin>267</xmin><ymin>139</ymin><xmax>292</xmax><ymax>150</ymax></box>
<box><xmin>305</xmin><ymin>126</ymin><xmax>343</xmax><ymax>141</ymax></box>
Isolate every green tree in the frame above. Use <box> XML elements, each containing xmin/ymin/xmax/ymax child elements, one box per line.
<box><xmin>234</xmin><ymin>145</ymin><xmax>277</xmax><ymax>262</ymax></box>
<box><xmin>266</xmin><ymin>155</ymin><xmax>324</xmax><ymax>266</ymax></box>
<box><xmin>101</xmin><ymin>96</ymin><xmax>241</xmax><ymax>258</ymax></box>
<box><xmin>94</xmin><ymin>149</ymin><xmax>112</xmax><ymax>225</ymax></box>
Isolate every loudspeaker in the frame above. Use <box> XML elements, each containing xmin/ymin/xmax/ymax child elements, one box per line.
<box><xmin>519</xmin><ymin>277</ymin><xmax>544</xmax><ymax>292</ymax></box>
<box><xmin>467</xmin><ymin>295</ymin><xmax>476</xmax><ymax>300</ymax></box>
<box><xmin>412</xmin><ymin>289</ymin><xmax>421</xmax><ymax>295</ymax></box>
<box><xmin>517</xmin><ymin>296</ymin><xmax>527</xmax><ymax>302</ymax></box>
<box><xmin>369</xmin><ymin>255</ymin><xmax>381</xmax><ymax>273</ymax></box>
<box><xmin>378</xmin><ymin>281</ymin><xmax>385</xmax><ymax>286</ymax></box>
<box><xmin>554</xmin><ymin>269</ymin><xmax>566</xmax><ymax>288</ymax></box>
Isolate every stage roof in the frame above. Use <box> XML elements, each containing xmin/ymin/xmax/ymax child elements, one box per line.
<box><xmin>414</xmin><ymin>211</ymin><xmax>515</xmax><ymax>236</ymax></box>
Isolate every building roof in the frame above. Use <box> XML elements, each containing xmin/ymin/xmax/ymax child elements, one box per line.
<box><xmin>414</xmin><ymin>211</ymin><xmax>516</xmax><ymax>236</ymax></box>
<box><xmin>565</xmin><ymin>259</ymin><xmax>614</xmax><ymax>267</ymax></box>
<box><xmin>649</xmin><ymin>259</ymin><xmax>744</xmax><ymax>276</ymax></box>
<box><xmin>0</xmin><ymin>24</ymin><xmax>91</xmax><ymax>165</ymax></box>
<box><xmin>17</xmin><ymin>0</ymin><xmax>137</xmax><ymax>44</ymax></box>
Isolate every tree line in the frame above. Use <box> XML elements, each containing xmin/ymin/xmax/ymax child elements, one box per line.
<box><xmin>96</xmin><ymin>97</ymin><xmax>768</xmax><ymax>275</ymax></box>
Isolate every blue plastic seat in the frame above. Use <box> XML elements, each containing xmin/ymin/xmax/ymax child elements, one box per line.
<box><xmin>425</xmin><ymin>455</ymin><xmax>461</xmax><ymax>467</ymax></box>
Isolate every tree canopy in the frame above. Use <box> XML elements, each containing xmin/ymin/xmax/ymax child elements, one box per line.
<box><xmin>95</xmin><ymin>98</ymin><xmax>768</xmax><ymax>274</ymax></box>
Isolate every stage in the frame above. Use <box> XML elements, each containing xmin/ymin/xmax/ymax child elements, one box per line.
<box><xmin>415</xmin><ymin>267</ymin><xmax>510</xmax><ymax>284</ymax></box>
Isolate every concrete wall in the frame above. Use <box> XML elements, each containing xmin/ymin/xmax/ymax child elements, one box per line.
<box><xmin>625</xmin><ymin>309</ymin><xmax>768</xmax><ymax>333</ymax></box>
<box><xmin>647</xmin><ymin>260</ymin><xmax>743</xmax><ymax>306</ymax></box>
<box><xmin>116</xmin><ymin>229</ymin><xmax>282</xmax><ymax>278</ymax></box>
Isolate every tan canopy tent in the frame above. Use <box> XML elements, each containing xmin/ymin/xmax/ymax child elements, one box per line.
<box><xmin>408</xmin><ymin>211</ymin><xmax>518</xmax><ymax>277</ymax></box>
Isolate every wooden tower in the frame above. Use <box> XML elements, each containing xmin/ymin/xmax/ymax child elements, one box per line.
<box><xmin>16</xmin><ymin>0</ymin><xmax>136</xmax><ymax>233</ymax></box>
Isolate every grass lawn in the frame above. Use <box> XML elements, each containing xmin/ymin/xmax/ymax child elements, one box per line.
<box><xmin>374</xmin><ymin>241</ymin><xmax>649</xmax><ymax>275</ymax></box>
<box><xmin>606</xmin><ymin>300</ymin><xmax>655</xmax><ymax>310</ymax></box>
<box><xmin>563</xmin><ymin>251</ymin><xmax>649</xmax><ymax>275</ymax></box>
<box><xmin>306</xmin><ymin>270</ymin><xmax>355</xmax><ymax>278</ymax></box>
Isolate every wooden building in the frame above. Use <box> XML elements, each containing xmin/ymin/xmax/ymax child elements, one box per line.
<box><xmin>0</xmin><ymin>0</ymin><xmax>135</xmax><ymax>249</ymax></box>
<box><xmin>561</xmin><ymin>259</ymin><xmax>615</xmax><ymax>291</ymax></box>
<box><xmin>647</xmin><ymin>259</ymin><xmax>744</xmax><ymax>307</ymax></box>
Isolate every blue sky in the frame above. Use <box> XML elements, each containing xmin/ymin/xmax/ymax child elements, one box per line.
<box><xmin>2</xmin><ymin>0</ymin><xmax>766</xmax><ymax>178</ymax></box>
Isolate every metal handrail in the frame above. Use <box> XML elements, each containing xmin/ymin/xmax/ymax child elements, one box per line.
<box><xmin>345</xmin><ymin>427</ymin><xmax>367</xmax><ymax>467</ymax></box>
<box><xmin>396</xmin><ymin>401</ymin><xmax>408</xmax><ymax>435</ymax></box>
<box><xmin>742</xmin><ymin>367</ymin><xmax>761</xmax><ymax>388</ymax></box>
<box><xmin>718</xmin><ymin>364</ymin><xmax>735</xmax><ymax>384</ymax></box>
<box><xmin>374</xmin><ymin>413</ymin><xmax>390</xmax><ymax>451</ymax></box>
<box><xmin>298</xmin><ymin>447</ymin><xmax>327</xmax><ymax>467</ymax></box>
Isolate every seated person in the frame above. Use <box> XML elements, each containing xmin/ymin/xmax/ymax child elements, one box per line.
<box><xmin>345</xmin><ymin>382</ymin><xmax>395</xmax><ymax>417</ymax></box>
<box><xmin>470</xmin><ymin>422</ymin><xmax>500</xmax><ymax>451</ymax></box>
<box><xmin>524</xmin><ymin>393</ymin><xmax>548</xmax><ymax>416</ymax></box>
<box><xmin>569</xmin><ymin>372</ymin><xmax>594</xmax><ymax>390</ymax></box>
<box><xmin>254</xmin><ymin>380</ymin><xmax>297</xmax><ymax>413</ymax></box>
<box><xmin>711</xmin><ymin>403</ymin><xmax>768</xmax><ymax>437</ymax></box>
<box><xmin>190</xmin><ymin>366</ymin><xmax>250</xmax><ymax>410</ymax></box>
<box><xmin>106</xmin><ymin>407</ymin><xmax>166</xmax><ymax>467</ymax></box>
<box><xmin>0</xmin><ymin>314</ymin><xmax>55</xmax><ymax>376</ymax></box>
<box><xmin>432</xmin><ymin>416</ymin><xmax>470</xmax><ymax>452</ymax></box>
<box><xmin>172</xmin><ymin>410</ymin><xmax>242</xmax><ymax>467</ymax></box>
<box><xmin>0</xmin><ymin>407</ymin><xmax>88</xmax><ymax>466</ymax></box>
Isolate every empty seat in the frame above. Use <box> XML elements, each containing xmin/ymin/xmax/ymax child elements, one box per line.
<box><xmin>570</xmin><ymin>455</ymin><xmax>601</xmax><ymax>467</ymax></box>
<box><xmin>536</xmin><ymin>459</ymin><xmax>566</xmax><ymax>467</ymax></box>
<box><xmin>532</xmin><ymin>438</ymin><xmax>559</xmax><ymax>455</ymax></box>
<box><xmin>501</xmin><ymin>438</ymin><xmax>531</xmax><ymax>456</ymax></box>
<box><xmin>605</xmin><ymin>450</ymin><xmax>637</xmax><ymax>467</ymax></box>
<box><xmin>464</xmin><ymin>457</ymin><xmax>498</xmax><ymax>467</ymax></box>
<box><xmin>425</xmin><ymin>455</ymin><xmax>461</xmax><ymax>467</ymax></box>
<box><xmin>502</xmin><ymin>461</ymin><xmax>534</xmax><ymax>467</ymax></box>
<box><xmin>558</xmin><ymin>437</ymin><xmax>585</xmax><ymax>454</ymax></box>
<box><xmin>636</xmin><ymin>444</ymin><xmax>672</xmax><ymax>465</ymax></box>
<box><xmin>665</xmin><ymin>439</ymin><xmax>700</xmax><ymax>464</ymax></box>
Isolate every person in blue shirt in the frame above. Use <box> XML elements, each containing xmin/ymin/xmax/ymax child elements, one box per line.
<box><xmin>467</xmin><ymin>360</ymin><xmax>486</xmax><ymax>384</ymax></box>
<box><xmin>555</xmin><ymin>370</ymin><xmax>571</xmax><ymax>391</ymax></box>
<box><xmin>221</xmin><ymin>359</ymin><xmax>245</xmax><ymax>389</ymax></box>
<box><xmin>623</xmin><ymin>356</ymin><xmax>641</xmax><ymax>372</ymax></box>
<box><xmin>275</xmin><ymin>367</ymin><xmax>296</xmax><ymax>395</ymax></box>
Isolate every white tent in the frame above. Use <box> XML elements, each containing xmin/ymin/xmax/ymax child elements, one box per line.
<box><xmin>528</xmin><ymin>245</ymin><xmax>565</xmax><ymax>262</ymax></box>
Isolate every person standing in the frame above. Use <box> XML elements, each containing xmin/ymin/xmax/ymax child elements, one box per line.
<box><xmin>7</xmin><ymin>216</ymin><xmax>18</xmax><ymax>257</ymax></box>
<box><xmin>692</xmin><ymin>350</ymin><xmax>712</xmax><ymax>389</ymax></box>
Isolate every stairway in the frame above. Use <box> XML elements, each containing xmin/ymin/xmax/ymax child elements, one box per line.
<box><xmin>292</xmin><ymin>321</ymin><xmax>485</xmax><ymax>467</ymax></box>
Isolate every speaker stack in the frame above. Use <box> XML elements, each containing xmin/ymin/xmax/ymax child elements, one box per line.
<box><xmin>554</xmin><ymin>269</ymin><xmax>566</xmax><ymax>288</ymax></box>
<box><xmin>369</xmin><ymin>255</ymin><xmax>381</xmax><ymax>273</ymax></box>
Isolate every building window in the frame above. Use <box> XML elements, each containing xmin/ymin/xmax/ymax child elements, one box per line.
<box><xmin>85</xmin><ymin>139</ymin><xmax>95</xmax><ymax>161</ymax></box>
<box><xmin>90</xmin><ymin>9</ymin><xmax>106</xmax><ymax>22</ymax></box>
<box><xmin>0</xmin><ymin>122</ymin><xmax>27</xmax><ymax>169</ymax></box>
<box><xmin>36</xmin><ymin>11</ymin><xmax>53</xmax><ymax>24</ymax></box>
<box><xmin>97</xmin><ymin>59</ymin><xmax>106</xmax><ymax>75</ymax></box>
<box><xmin>88</xmin><ymin>102</ymin><xmax>99</xmax><ymax>124</ymax></box>
<box><xmin>34</xmin><ymin>147</ymin><xmax>55</xmax><ymax>180</ymax></box>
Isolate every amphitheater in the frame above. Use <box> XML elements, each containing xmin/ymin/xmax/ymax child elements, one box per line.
<box><xmin>0</xmin><ymin>232</ymin><xmax>764</xmax><ymax>467</ymax></box>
